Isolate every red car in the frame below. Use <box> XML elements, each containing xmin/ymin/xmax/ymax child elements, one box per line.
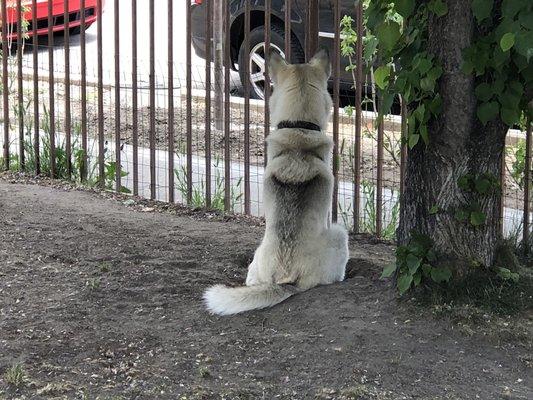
<box><xmin>2</xmin><ymin>0</ymin><xmax>103</xmax><ymax>39</ymax></box>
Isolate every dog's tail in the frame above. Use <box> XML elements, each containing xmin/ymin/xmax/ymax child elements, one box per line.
<box><xmin>203</xmin><ymin>283</ymin><xmax>299</xmax><ymax>316</ymax></box>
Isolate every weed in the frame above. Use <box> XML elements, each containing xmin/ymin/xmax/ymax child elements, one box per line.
<box><xmin>4</xmin><ymin>365</ymin><xmax>25</xmax><ymax>388</ymax></box>
<box><xmin>86</xmin><ymin>278</ymin><xmax>101</xmax><ymax>291</ymax></box>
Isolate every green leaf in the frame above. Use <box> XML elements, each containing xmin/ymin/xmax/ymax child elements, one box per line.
<box><xmin>500</xmin><ymin>33</ymin><xmax>515</xmax><ymax>52</ymax></box>
<box><xmin>470</xmin><ymin>211</ymin><xmax>486</xmax><ymax>226</ymax></box>
<box><xmin>455</xmin><ymin>209</ymin><xmax>469</xmax><ymax>222</ymax></box>
<box><xmin>501</xmin><ymin>107</ymin><xmax>520</xmax><ymax>126</ymax></box>
<box><xmin>426</xmin><ymin>250</ymin><xmax>437</xmax><ymax>262</ymax></box>
<box><xmin>475</xmin><ymin>83</ymin><xmax>493</xmax><ymax>102</ymax></box>
<box><xmin>502</xmin><ymin>0</ymin><xmax>522</xmax><ymax>19</ymax></box>
<box><xmin>397</xmin><ymin>274</ymin><xmax>413</xmax><ymax>294</ymax></box>
<box><xmin>420</xmin><ymin>124</ymin><xmax>429</xmax><ymax>145</ymax></box>
<box><xmin>515</xmin><ymin>31</ymin><xmax>533</xmax><ymax>61</ymax></box>
<box><xmin>422</xmin><ymin>263</ymin><xmax>432</xmax><ymax>277</ymax></box>
<box><xmin>472</xmin><ymin>0</ymin><xmax>494</xmax><ymax>23</ymax></box>
<box><xmin>477</xmin><ymin>101</ymin><xmax>499</xmax><ymax>125</ymax></box>
<box><xmin>430</xmin><ymin>266</ymin><xmax>452</xmax><ymax>283</ymax></box>
<box><xmin>408</xmin><ymin>134</ymin><xmax>420</xmax><ymax>149</ymax></box>
<box><xmin>420</xmin><ymin>77</ymin><xmax>436</xmax><ymax>92</ymax></box>
<box><xmin>428</xmin><ymin>0</ymin><xmax>448</xmax><ymax>17</ymax></box>
<box><xmin>475</xmin><ymin>177</ymin><xmax>491</xmax><ymax>194</ymax></box>
<box><xmin>413</xmin><ymin>272</ymin><xmax>422</xmax><ymax>287</ymax></box>
<box><xmin>395</xmin><ymin>0</ymin><xmax>415</xmax><ymax>18</ymax></box>
<box><xmin>381</xmin><ymin>263</ymin><xmax>397</xmax><ymax>279</ymax></box>
<box><xmin>417</xmin><ymin>58</ymin><xmax>433</xmax><ymax>75</ymax></box>
<box><xmin>376</xmin><ymin>21</ymin><xmax>401</xmax><ymax>53</ymax></box>
<box><xmin>458</xmin><ymin>174</ymin><xmax>473</xmax><ymax>191</ymax></box>
<box><xmin>374</xmin><ymin>65</ymin><xmax>391</xmax><ymax>90</ymax></box>
<box><xmin>429</xmin><ymin>205</ymin><xmax>439</xmax><ymax>215</ymax></box>
<box><xmin>406</xmin><ymin>253</ymin><xmax>422</xmax><ymax>274</ymax></box>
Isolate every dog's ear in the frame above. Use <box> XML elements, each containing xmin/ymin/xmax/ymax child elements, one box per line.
<box><xmin>309</xmin><ymin>48</ymin><xmax>331</xmax><ymax>78</ymax></box>
<box><xmin>268</xmin><ymin>51</ymin><xmax>288</xmax><ymax>83</ymax></box>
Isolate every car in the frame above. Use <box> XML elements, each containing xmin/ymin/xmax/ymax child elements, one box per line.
<box><xmin>1</xmin><ymin>0</ymin><xmax>103</xmax><ymax>40</ymax></box>
<box><xmin>191</xmin><ymin>0</ymin><xmax>361</xmax><ymax>100</ymax></box>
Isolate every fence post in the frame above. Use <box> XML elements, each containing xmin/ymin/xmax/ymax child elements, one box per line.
<box><xmin>64</xmin><ymin>0</ymin><xmax>72</xmax><ymax>179</ymax></box>
<box><xmin>306</xmin><ymin>0</ymin><xmax>319</xmax><ymax>61</ymax></box>
<box><xmin>331</xmin><ymin>0</ymin><xmax>340</xmax><ymax>223</ymax></box>
<box><xmin>114</xmin><ymin>0</ymin><xmax>121</xmax><ymax>191</ymax></box>
<box><xmin>32</xmin><ymin>0</ymin><xmax>39</xmax><ymax>174</ymax></box>
<box><xmin>2</xmin><ymin>0</ymin><xmax>9</xmax><ymax>171</ymax></box>
<box><xmin>264</xmin><ymin>0</ymin><xmax>272</xmax><ymax>166</ymax></box>
<box><xmin>213</xmin><ymin>0</ymin><xmax>224</xmax><ymax>131</ymax></box>
<box><xmin>149</xmin><ymin>0</ymin><xmax>156</xmax><ymax>200</ymax></box>
<box><xmin>168</xmin><ymin>0</ymin><xmax>175</xmax><ymax>203</ymax></box>
<box><xmin>47</xmin><ymin>0</ymin><xmax>56</xmax><ymax>177</ymax></box>
<box><xmin>353</xmin><ymin>0</ymin><xmax>363</xmax><ymax>233</ymax></box>
<box><xmin>284</xmin><ymin>0</ymin><xmax>291</xmax><ymax>62</ymax></box>
<box><xmin>524</xmin><ymin>120</ymin><xmax>532</xmax><ymax>254</ymax></box>
<box><xmin>16</xmin><ymin>0</ymin><xmax>24</xmax><ymax>170</ymax></box>
<box><xmin>131</xmin><ymin>0</ymin><xmax>138</xmax><ymax>195</ymax></box>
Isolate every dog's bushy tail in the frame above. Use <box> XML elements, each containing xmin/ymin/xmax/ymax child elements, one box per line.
<box><xmin>203</xmin><ymin>283</ymin><xmax>299</xmax><ymax>316</ymax></box>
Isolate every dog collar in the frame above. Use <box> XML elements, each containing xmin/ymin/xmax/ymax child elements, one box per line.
<box><xmin>277</xmin><ymin>120</ymin><xmax>321</xmax><ymax>132</ymax></box>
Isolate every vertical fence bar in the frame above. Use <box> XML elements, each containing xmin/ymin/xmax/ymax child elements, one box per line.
<box><xmin>131</xmin><ymin>0</ymin><xmax>138</xmax><ymax>195</ymax></box>
<box><xmin>204</xmin><ymin>0</ymin><xmax>212</xmax><ymax>207</ymax></box>
<box><xmin>284</xmin><ymin>0</ymin><xmax>291</xmax><ymax>63</ymax></box>
<box><xmin>48</xmin><ymin>0</ymin><xmax>56</xmax><ymax>177</ymax></box>
<box><xmin>224</xmin><ymin>0</ymin><xmax>231</xmax><ymax>211</ymax></box>
<box><xmin>243</xmin><ymin>0</ymin><xmax>251</xmax><ymax>214</ymax></box>
<box><xmin>400</xmin><ymin>98</ymin><xmax>407</xmax><ymax>196</ymax></box>
<box><xmin>353</xmin><ymin>0</ymin><xmax>363</xmax><ymax>233</ymax></box>
<box><xmin>32</xmin><ymin>0</ymin><xmax>39</xmax><ymax>174</ymax></box>
<box><xmin>376</xmin><ymin>98</ymin><xmax>384</xmax><ymax>238</ymax></box>
<box><xmin>149</xmin><ymin>0</ymin><xmax>156</xmax><ymax>199</ymax></box>
<box><xmin>524</xmin><ymin>120</ymin><xmax>531</xmax><ymax>254</ymax></box>
<box><xmin>186</xmin><ymin>1</ymin><xmax>193</xmax><ymax>204</ymax></box>
<box><xmin>264</xmin><ymin>0</ymin><xmax>271</xmax><ymax>166</ymax></box>
<box><xmin>97</xmin><ymin>0</ymin><xmax>104</xmax><ymax>185</ymax></box>
<box><xmin>500</xmin><ymin>142</ymin><xmax>506</xmax><ymax>235</ymax></box>
<box><xmin>168</xmin><ymin>0</ymin><xmax>175</xmax><ymax>203</ymax></box>
<box><xmin>16</xmin><ymin>0</ymin><xmax>24</xmax><ymax>170</ymax></box>
<box><xmin>1</xmin><ymin>0</ymin><xmax>8</xmax><ymax>171</ymax></box>
<box><xmin>331</xmin><ymin>0</ymin><xmax>340</xmax><ymax>223</ymax></box>
<box><xmin>80</xmin><ymin>0</ymin><xmax>87</xmax><ymax>181</ymax></box>
<box><xmin>306</xmin><ymin>0</ymin><xmax>319</xmax><ymax>61</ymax></box>
<box><xmin>114</xmin><ymin>0</ymin><xmax>121</xmax><ymax>191</ymax></box>
<box><xmin>64</xmin><ymin>0</ymin><xmax>72</xmax><ymax>178</ymax></box>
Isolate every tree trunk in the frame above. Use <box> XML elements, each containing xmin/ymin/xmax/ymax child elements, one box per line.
<box><xmin>398</xmin><ymin>0</ymin><xmax>508</xmax><ymax>272</ymax></box>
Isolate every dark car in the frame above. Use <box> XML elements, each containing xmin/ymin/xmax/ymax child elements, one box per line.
<box><xmin>191</xmin><ymin>0</ymin><xmax>359</xmax><ymax>99</ymax></box>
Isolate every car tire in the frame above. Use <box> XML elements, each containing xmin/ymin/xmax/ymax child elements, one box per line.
<box><xmin>238</xmin><ymin>23</ymin><xmax>305</xmax><ymax>99</ymax></box>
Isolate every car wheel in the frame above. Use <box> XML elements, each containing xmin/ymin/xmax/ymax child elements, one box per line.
<box><xmin>238</xmin><ymin>23</ymin><xmax>305</xmax><ymax>100</ymax></box>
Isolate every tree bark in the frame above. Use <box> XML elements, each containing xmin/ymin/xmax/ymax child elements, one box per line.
<box><xmin>398</xmin><ymin>0</ymin><xmax>508</xmax><ymax>272</ymax></box>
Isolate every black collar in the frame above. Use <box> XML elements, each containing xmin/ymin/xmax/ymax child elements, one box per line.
<box><xmin>277</xmin><ymin>120</ymin><xmax>321</xmax><ymax>132</ymax></box>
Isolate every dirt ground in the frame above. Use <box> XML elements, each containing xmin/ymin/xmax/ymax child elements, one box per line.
<box><xmin>0</xmin><ymin>177</ymin><xmax>532</xmax><ymax>400</ymax></box>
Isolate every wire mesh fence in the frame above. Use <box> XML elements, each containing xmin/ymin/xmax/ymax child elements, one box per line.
<box><xmin>0</xmin><ymin>0</ymin><xmax>531</xmax><ymax>247</ymax></box>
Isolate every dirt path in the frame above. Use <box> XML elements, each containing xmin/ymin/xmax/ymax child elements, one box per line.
<box><xmin>0</xmin><ymin>179</ymin><xmax>531</xmax><ymax>399</ymax></box>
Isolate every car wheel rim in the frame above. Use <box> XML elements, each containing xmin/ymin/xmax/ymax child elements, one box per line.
<box><xmin>249</xmin><ymin>42</ymin><xmax>284</xmax><ymax>100</ymax></box>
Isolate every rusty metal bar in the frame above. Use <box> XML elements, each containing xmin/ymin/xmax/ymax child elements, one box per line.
<box><xmin>186</xmin><ymin>1</ymin><xmax>193</xmax><ymax>204</ymax></box>
<box><xmin>1</xmin><ymin>0</ymin><xmax>8</xmax><ymax>171</ymax></box>
<box><xmin>97</xmin><ymin>0</ymin><xmax>104</xmax><ymax>185</ymax></box>
<box><xmin>168</xmin><ymin>0</ymin><xmax>175</xmax><ymax>203</ymax></box>
<box><xmin>32</xmin><ymin>0</ymin><xmax>39</xmax><ymax>174</ymax></box>
<box><xmin>80</xmin><ymin>0</ymin><xmax>87</xmax><ymax>181</ymax></box>
<box><xmin>305</xmin><ymin>0</ymin><xmax>319</xmax><ymax>62</ymax></box>
<box><xmin>131</xmin><ymin>0</ymin><xmax>138</xmax><ymax>195</ymax></box>
<box><xmin>16</xmin><ymin>0</ymin><xmax>24</xmax><ymax>170</ymax></box>
<box><xmin>204</xmin><ymin>0</ymin><xmax>212</xmax><ymax>207</ymax></box>
<box><xmin>114</xmin><ymin>0</ymin><xmax>121</xmax><ymax>191</ymax></box>
<box><xmin>500</xmin><ymin>142</ymin><xmax>506</xmax><ymax>235</ymax></box>
<box><xmin>243</xmin><ymin>0</ymin><xmax>251</xmax><ymax>214</ymax></box>
<box><xmin>400</xmin><ymin>98</ymin><xmax>407</xmax><ymax>196</ymax></box>
<box><xmin>376</xmin><ymin>98</ymin><xmax>385</xmax><ymax>238</ymax></box>
<box><xmin>48</xmin><ymin>0</ymin><xmax>56</xmax><ymax>177</ymax></box>
<box><xmin>64</xmin><ymin>0</ymin><xmax>72</xmax><ymax>179</ymax></box>
<box><xmin>284</xmin><ymin>0</ymin><xmax>291</xmax><ymax>63</ymax></box>
<box><xmin>331</xmin><ymin>0</ymin><xmax>340</xmax><ymax>223</ymax></box>
<box><xmin>224</xmin><ymin>0</ymin><xmax>231</xmax><ymax>211</ymax></box>
<box><xmin>149</xmin><ymin>0</ymin><xmax>156</xmax><ymax>199</ymax></box>
<box><xmin>264</xmin><ymin>0</ymin><xmax>271</xmax><ymax>166</ymax></box>
<box><xmin>353</xmin><ymin>0</ymin><xmax>363</xmax><ymax>233</ymax></box>
<box><xmin>524</xmin><ymin>120</ymin><xmax>531</xmax><ymax>254</ymax></box>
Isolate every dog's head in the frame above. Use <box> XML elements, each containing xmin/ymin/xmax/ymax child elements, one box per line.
<box><xmin>268</xmin><ymin>49</ymin><xmax>332</xmax><ymax>131</ymax></box>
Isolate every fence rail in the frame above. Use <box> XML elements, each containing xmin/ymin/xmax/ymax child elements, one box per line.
<box><xmin>0</xmin><ymin>0</ymin><xmax>531</xmax><ymax>247</ymax></box>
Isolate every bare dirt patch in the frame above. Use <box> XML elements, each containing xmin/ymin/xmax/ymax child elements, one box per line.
<box><xmin>0</xmin><ymin>177</ymin><xmax>531</xmax><ymax>399</ymax></box>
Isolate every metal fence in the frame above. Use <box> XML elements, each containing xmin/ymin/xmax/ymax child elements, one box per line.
<box><xmin>0</xmin><ymin>0</ymin><xmax>531</xmax><ymax>245</ymax></box>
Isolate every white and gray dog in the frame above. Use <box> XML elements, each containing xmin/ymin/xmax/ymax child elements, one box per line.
<box><xmin>203</xmin><ymin>49</ymin><xmax>349</xmax><ymax>315</ymax></box>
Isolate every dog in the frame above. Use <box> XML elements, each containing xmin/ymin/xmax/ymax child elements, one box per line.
<box><xmin>203</xmin><ymin>49</ymin><xmax>349</xmax><ymax>315</ymax></box>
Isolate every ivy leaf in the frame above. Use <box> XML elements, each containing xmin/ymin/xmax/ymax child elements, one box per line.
<box><xmin>455</xmin><ymin>209</ymin><xmax>469</xmax><ymax>222</ymax></box>
<box><xmin>501</xmin><ymin>107</ymin><xmax>520</xmax><ymax>126</ymax></box>
<box><xmin>395</xmin><ymin>0</ymin><xmax>415</xmax><ymax>19</ymax></box>
<box><xmin>475</xmin><ymin>83</ymin><xmax>493</xmax><ymax>102</ymax></box>
<box><xmin>420</xmin><ymin>124</ymin><xmax>429</xmax><ymax>145</ymax></box>
<box><xmin>429</xmin><ymin>205</ymin><xmax>439</xmax><ymax>215</ymax></box>
<box><xmin>515</xmin><ymin>31</ymin><xmax>533</xmax><ymax>62</ymax></box>
<box><xmin>430</xmin><ymin>266</ymin><xmax>452</xmax><ymax>283</ymax></box>
<box><xmin>397</xmin><ymin>274</ymin><xmax>413</xmax><ymax>294</ymax></box>
<box><xmin>475</xmin><ymin>177</ymin><xmax>491</xmax><ymax>194</ymax></box>
<box><xmin>413</xmin><ymin>272</ymin><xmax>422</xmax><ymax>287</ymax></box>
<box><xmin>428</xmin><ymin>0</ymin><xmax>448</xmax><ymax>17</ymax></box>
<box><xmin>458</xmin><ymin>175</ymin><xmax>472</xmax><ymax>191</ymax></box>
<box><xmin>409</xmin><ymin>134</ymin><xmax>420</xmax><ymax>149</ymax></box>
<box><xmin>374</xmin><ymin>65</ymin><xmax>391</xmax><ymax>90</ymax></box>
<box><xmin>472</xmin><ymin>0</ymin><xmax>494</xmax><ymax>23</ymax></box>
<box><xmin>502</xmin><ymin>0</ymin><xmax>522</xmax><ymax>19</ymax></box>
<box><xmin>420</xmin><ymin>77</ymin><xmax>436</xmax><ymax>92</ymax></box>
<box><xmin>477</xmin><ymin>101</ymin><xmax>499</xmax><ymax>125</ymax></box>
<box><xmin>500</xmin><ymin>33</ymin><xmax>515</xmax><ymax>52</ymax></box>
<box><xmin>376</xmin><ymin>21</ymin><xmax>401</xmax><ymax>53</ymax></box>
<box><xmin>470</xmin><ymin>211</ymin><xmax>486</xmax><ymax>226</ymax></box>
<box><xmin>381</xmin><ymin>263</ymin><xmax>397</xmax><ymax>279</ymax></box>
<box><xmin>421</xmin><ymin>263</ymin><xmax>432</xmax><ymax>277</ymax></box>
<box><xmin>406</xmin><ymin>253</ymin><xmax>422</xmax><ymax>274</ymax></box>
